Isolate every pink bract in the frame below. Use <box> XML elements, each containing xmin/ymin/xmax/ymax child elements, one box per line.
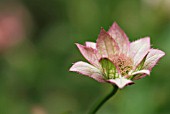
<box><xmin>69</xmin><ymin>22</ymin><xmax>165</xmax><ymax>89</ymax></box>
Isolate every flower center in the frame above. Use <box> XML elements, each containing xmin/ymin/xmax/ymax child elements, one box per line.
<box><xmin>100</xmin><ymin>54</ymin><xmax>133</xmax><ymax>79</ymax></box>
<box><xmin>112</xmin><ymin>54</ymin><xmax>133</xmax><ymax>76</ymax></box>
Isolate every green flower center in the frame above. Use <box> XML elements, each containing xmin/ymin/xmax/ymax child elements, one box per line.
<box><xmin>100</xmin><ymin>54</ymin><xmax>133</xmax><ymax>79</ymax></box>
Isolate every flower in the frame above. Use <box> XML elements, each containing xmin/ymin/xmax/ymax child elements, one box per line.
<box><xmin>69</xmin><ymin>22</ymin><xmax>165</xmax><ymax>89</ymax></box>
<box><xmin>0</xmin><ymin>2</ymin><xmax>32</xmax><ymax>51</ymax></box>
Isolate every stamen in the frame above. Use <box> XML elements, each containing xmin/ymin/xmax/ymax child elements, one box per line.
<box><xmin>112</xmin><ymin>54</ymin><xmax>133</xmax><ymax>76</ymax></box>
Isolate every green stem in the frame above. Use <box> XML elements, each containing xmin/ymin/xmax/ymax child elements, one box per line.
<box><xmin>88</xmin><ymin>85</ymin><xmax>118</xmax><ymax>114</ymax></box>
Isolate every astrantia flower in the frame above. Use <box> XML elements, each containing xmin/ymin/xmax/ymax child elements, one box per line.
<box><xmin>69</xmin><ymin>22</ymin><xmax>165</xmax><ymax>89</ymax></box>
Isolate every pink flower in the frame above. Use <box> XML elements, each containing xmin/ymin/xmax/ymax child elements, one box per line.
<box><xmin>0</xmin><ymin>2</ymin><xmax>32</xmax><ymax>51</ymax></box>
<box><xmin>69</xmin><ymin>22</ymin><xmax>165</xmax><ymax>89</ymax></box>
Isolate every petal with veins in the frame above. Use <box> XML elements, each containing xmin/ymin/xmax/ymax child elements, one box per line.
<box><xmin>69</xmin><ymin>61</ymin><xmax>105</xmax><ymax>82</ymax></box>
<box><xmin>99</xmin><ymin>58</ymin><xmax>117</xmax><ymax>79</ymax></box>
<box><xmin>97</xmin><ymin>28</ymin><xmax>119</xmax><ymax>59</ymax></box>
<box><xmin>76</xmin><ymin>43</ymin><xmax>100</xmax><ymax>67</ymax></box>
<box><xmin>108</xmin><ymin>22</ymin><xmax>130</xmax><ymax>54</ymax></box>
<box><xmin>143</xmin><ymin>49</ymin><xmax>165</xmax><ymax>71</ymax></box>
<box><xmin>107</xmin><ymin>77</ymin><xmax>134</xmax><ymax>89</ymax></box>
<box><xmin>130</xmin><ymin>37</ymin><xmax>150</xmax><ymax>68</ymax></box>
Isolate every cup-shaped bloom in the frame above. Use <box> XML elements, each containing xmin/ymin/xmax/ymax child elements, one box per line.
<box><xmin>69</xmin><ymin>22</ymin><xmax>165</xmax><ymax>89</ymax></box>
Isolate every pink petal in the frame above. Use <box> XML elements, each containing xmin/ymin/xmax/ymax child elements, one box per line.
<box><xmin>131</xmin><ymin>69</ymin><xmax>150</xmax><ymax>76</ymax></box>
<box><xmin>108</xmin><ymin>22</ymin><xmax>130</xmax><ymax>54</ymax></box>
<box><xmin>107</xmin><ymin>77</ymin><xmax>134</xmax><ymax>89</ymax></box>
<box><xmin>133</xmin><ymin>74</ymin><xmax>147</xmax><ymax>80</ymax></box>
<box><xmin>96</xmin><ymin>28</ymin><xmax>119</xmax><ymax>59</ymax></box>
<box><xmin>76</xmin><ymin>43</ymin><xmax>101</xmax><ymax>67</ymax></box>
<box><xmin>130</xmin><ymin>37</ymin><xmax>150</xmax><ymax>68</ymax></box>
<box><xmin>85</xmin><ymin>42</ymin><xmax>96</xmax><ymax>49</ymax></box>
<box><xmin>69</xmin><ymin>61</ymin><xmax>105</xmax><ymax>83</ymax></box>
<box><xmin>132</xmin><ymin>70</ymin><xmax>150</xmax><ymax>80</ymax></box>
<box><xmin>143</xmin><ymin>49</ymin><xmax>165</xmax><ymax>71</ymax></box>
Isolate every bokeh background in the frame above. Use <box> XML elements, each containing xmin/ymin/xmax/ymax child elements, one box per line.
<box><xmin>0</xmin><ymin>0</ymin><xmax>169</xmax><ymax>114</ymax></box>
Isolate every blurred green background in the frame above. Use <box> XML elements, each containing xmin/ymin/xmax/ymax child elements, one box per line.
<box><xmin>0</xmin><ymin>0</ymin><xmax>169</xmax><ymax>114</ymax></box>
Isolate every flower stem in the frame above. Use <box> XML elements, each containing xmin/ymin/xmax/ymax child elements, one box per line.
<box><xmin>88</xmin><ymin>85</ymin><xmax>118</xmax><ymax>114</ymax></box>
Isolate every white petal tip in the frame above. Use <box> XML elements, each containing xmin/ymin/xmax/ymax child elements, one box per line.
<box><xmin>108</xmin><ymin>77</ymin><xmax>134</xmax><ymax>89</ymax></box>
